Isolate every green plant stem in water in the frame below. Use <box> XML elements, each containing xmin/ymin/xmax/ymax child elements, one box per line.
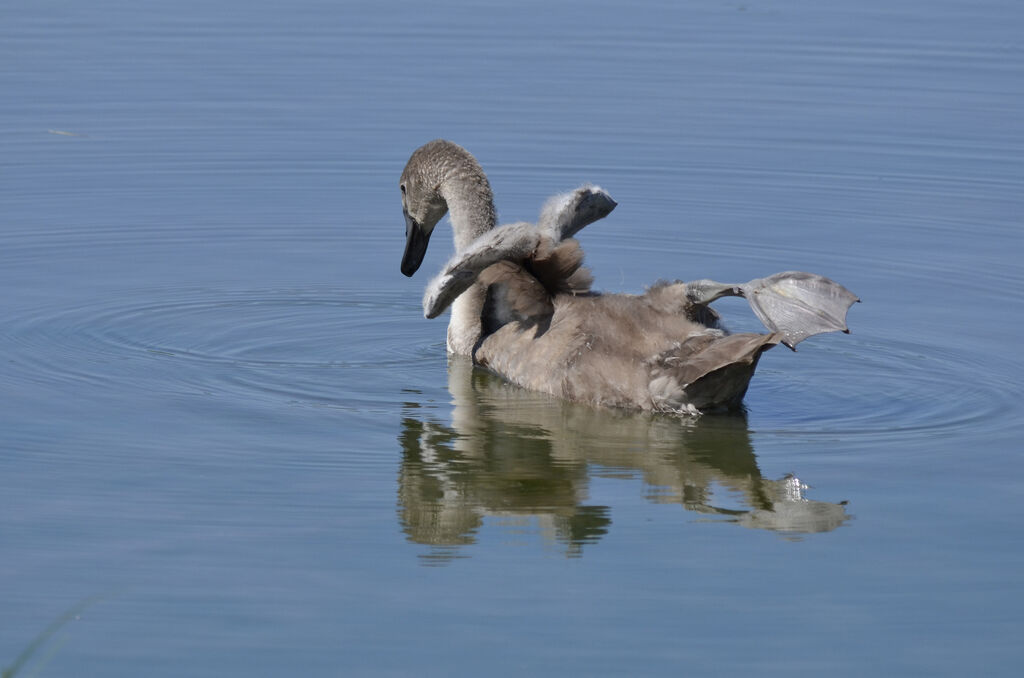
<box><xmin>2</xmin><ymin>597</ymin><xmax>98</xmax><ymax>678</ymax></box>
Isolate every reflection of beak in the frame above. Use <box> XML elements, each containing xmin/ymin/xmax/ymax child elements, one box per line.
<box><xmin>401</xmin><ymin>209</ymin><xmax>431</xmax><ymax>277</ymax></box>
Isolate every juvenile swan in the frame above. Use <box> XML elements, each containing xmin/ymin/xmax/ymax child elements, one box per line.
<box><xmin>400</xmin><ymin>140</ymin><xmax>857</xmax><ymax>414</ymax></box>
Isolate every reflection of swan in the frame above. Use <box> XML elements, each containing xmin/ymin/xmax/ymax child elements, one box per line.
<box><xmin>399</xmin><ymin>140</ymin><xmax>858</xmax><ymax>414</ymax></box>
<box><xmin>397</xmin><ymin>356</ymin><xmax>850</xmax><ymax>561</ymax></box>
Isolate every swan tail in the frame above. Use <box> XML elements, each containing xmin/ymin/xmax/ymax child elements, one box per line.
<box><xmin>648</xmin><ymin>333</ymin><xmax>781</xmax><ymax>413</ymax></box>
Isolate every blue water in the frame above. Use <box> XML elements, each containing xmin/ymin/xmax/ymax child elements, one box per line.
<box><xmin>3</xmin><ymin>0</ymin><xmax>1023</xmax><ymax>675</ymax></box>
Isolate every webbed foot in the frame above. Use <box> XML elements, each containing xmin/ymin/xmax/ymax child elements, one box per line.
<box><xmin>740</xmin><ymin>272</ymin><xmax>859</xmax><ymax>349</ymax></box>
<box><xmin>685</xmin><ymin>272</ymin><xmax>859</xmax><ymax>349</ymax></box>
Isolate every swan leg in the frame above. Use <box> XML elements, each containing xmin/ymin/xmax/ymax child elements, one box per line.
<box><xmin>685</xmin><ymin>272</ymin><xmax>859</xmax><ymax>350</ymax></box>
<box><xmin>685</xmin><ymin>279</ymin><xmax>744</xmax><ymax>305</ymax></box>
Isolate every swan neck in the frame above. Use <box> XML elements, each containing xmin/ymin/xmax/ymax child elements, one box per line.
<box><xmin>440</xmin><ymin>175</ymin><xmax>492</xmax><ymax>354</ymax></box>
<box><xmin>447</xmin><ymin>288</ymin><xmax>485</xmax><ymax>355</ymax></box>
<box><xmin>439</xmin><ymin>170</ymin><xmax>496</xmax><ymax>253</ymax></box>
<box><xmin>429</xmin><ymin>143</ymin><xmax>496</xmax><ymax>355</ymax></box>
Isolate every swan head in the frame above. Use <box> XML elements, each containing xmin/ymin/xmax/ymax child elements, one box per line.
<box><xmin>399</xmin><ymin>140</ymin><xmax>496</xmax><ymax>277</ymax></box>
<box><xmin>399</xmin><ymin>152</ymin><xmax>449</xmax><ymax>277</ymax></box>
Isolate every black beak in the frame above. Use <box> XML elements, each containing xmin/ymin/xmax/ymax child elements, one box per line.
<box><xmin>401</xmin><ymin>208</ymin><xmax>431</xmax><ymax>277</ymax></box>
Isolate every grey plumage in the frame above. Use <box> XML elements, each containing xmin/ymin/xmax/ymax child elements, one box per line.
<box><xmin>399</xmin><ymin>140</ymin><xmax>857</xmax><ymax>414</ymax></box>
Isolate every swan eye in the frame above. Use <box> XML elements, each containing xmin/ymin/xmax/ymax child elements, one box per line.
<box><xmin>400</xmin><ymin>183</ymin><xmax>407</xmax><ymax>195</ymax></box>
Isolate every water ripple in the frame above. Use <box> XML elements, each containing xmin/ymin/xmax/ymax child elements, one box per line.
<box><xmin>4</xmin><ymin>286</ymin><xmax>437</xmax><ymax>408</ymax></box>
<box><xmin>4</xmin><ymin>284</ymin><xmax>1017</xmax><ymax>437</ymax></box>
<box><xmin>748</xmin><ymin>334</ymin><xmax>1019</xmax><ymax>441</ymax></box>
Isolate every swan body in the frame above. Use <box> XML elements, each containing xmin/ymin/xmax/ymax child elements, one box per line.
<box><xmin>399</xmin><ymin>140</ymin><xmax>857</xmax><ymax>414</ymax></box>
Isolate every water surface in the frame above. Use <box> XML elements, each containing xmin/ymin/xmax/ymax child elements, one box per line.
<box><xmin>2</xmin><ymin>0</ymin><xmax>1023</xmax><ymax>675</ymax></box>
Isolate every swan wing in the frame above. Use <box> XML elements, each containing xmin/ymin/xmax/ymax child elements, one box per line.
<box><xmin>537</xmin><ymin>185</ymin><xmax>617</xmax><ymax>240</ymax></box>
<box><xmin>423</xmin><ymin>186</ymin><xmax>614</xmax><ymax>319</ymax></box>
<box><xmin>423</xmin><ymin>223</ymin><xmax>542</xmax><ymax>318</ymax></box>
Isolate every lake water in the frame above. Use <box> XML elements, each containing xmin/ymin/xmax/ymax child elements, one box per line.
<box><xmin>2</xmin><ymin>0</ymin><xmax>1023</xmax><ymax>675</ymax></box>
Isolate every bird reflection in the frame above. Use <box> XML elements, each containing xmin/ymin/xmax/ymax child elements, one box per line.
<box><xmin>398</xmin><ymin>356</ymin><xmax>849</xmax><ymax>562</ymax></box>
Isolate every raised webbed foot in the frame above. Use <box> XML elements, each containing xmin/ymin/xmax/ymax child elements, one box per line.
<box><xmin>686</xmin><ymin>272</ymin><xmax>859</xmax><ymax>349</ymax></box>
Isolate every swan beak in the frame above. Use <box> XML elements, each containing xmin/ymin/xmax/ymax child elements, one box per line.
<box><xmin>401</xmin><ymin>208</ymin><xmax>431</xmax><ymax>277</ymax></box>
